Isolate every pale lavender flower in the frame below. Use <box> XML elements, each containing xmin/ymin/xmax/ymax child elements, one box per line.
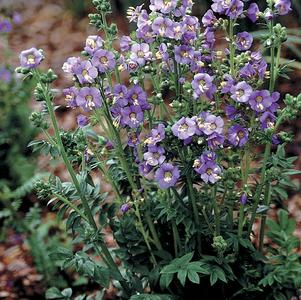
<box><xmin>77</xmin><ymin>114</ymin><xmax>89</xmax><ymax>127</ymax></box>
<box><xmin>230</xmin><ymin>81</ymin><xmax>253</xmax><ymax>103</ymax></box>
<box><xmin>130</xmin><ymin>43</ymin><xmax>152</xmax><ymax>66</ymax></box>
<box><xmin>63</xmin><ymin>87</ymin><xmax>78</xmax><ymax>108</ymax></box>
<box><xmin>203</xmin><ymin>114</ymin><xmax>224</xmax><ymax>135</ymax></box>
<box><xmin>195</xmin><ymin>161</ymin><xmax>222</xmax><ymax>184</ymax></box>
<box><xmin>84</xmin><ymin>35</ymin><xmax>103</xmax><ymax>55</ymax></box>
<box><xmin>19</xmin><ymin>47</ymin><xmax>43</xmax><ymax>69</ymax></box>
<box><xmin>236</xmin><ymin>32</ymin><xmax>253</xmax><ymax>51</ymax></box>
<box><xmin>171</xmin><ymin>117</ymin><xmax>196</xmax><ymax>140</ymax></box>
<box><xmin>0</xmin><ymin>67</ymin><xmax>11</xmax><ymax>83</ymax></box>
<box><xmin>120</xmin><ymin>36</ymin><xmax>132</xmax><ymax>52</ymax></box>
<box><xmin>0</xmin><ymin>19</ymin><xmax>12</xmax><ymax>33</ymax></box>
<box><xmin>228</xmin><ymin>124</ymin><xmax>249</xmax><ymax>147</ymax></box>
<box><xmin>92</xmin><ymin>49</ymin><xmax>116</xmax><ymax>73</ymax></box>
<box><xmin>192</xmin><ymin>73</ymin><xmax>216</xmax><ymax>100</ymax></box>
<box><xmin>155</xmin><ymin>163</ymin><xmax>180</xmax><ymax>189</ymax></box>
<box><xmin>76</xmin><ymin>87</ymin><xmax>102</xmax><ymax>111</ymax></box>
<box><xmin>174</xmin><ymin>45</ymin><xmax>193</xmax><ymax>64</ymax></box>
<box><xmin>260</xmin><ymin>112</ymin><xmax>276</xmax><ymax>129</ymax></box>
<box><xmin>202</xmin><ymin>9</ymin><xmax>217</xmax><ymax>27</ymax></box>
<box><xmin>249</xmin><ymin>90</ymin><xmax>272</xmax><ymax>112</ymax></box>
<box><xmin>73</xmin><ymin>60</ymin><xmax>98</xmax><ymax>84</ymax></box>
<box><xmin>120</xmin><ymin>105</ymin><xmax>144</xmax><ymax>128</ymax></box>
<box><xmin>275</xmin><ymin>0</ymin><xmax>292</xmax><ymax>15</ymax></box>
<box><xmin>62</xmin><ymin>57</ymin><xmax>81</xmax><ymax>74</ymax></box>
<box><xmin>144</xmin><ymin>145</ymin><xmax>166</xmax><ymax>166</ymax></box>
<box><xmin>150</xmin><ymin>0</ymin><xmax>177</xmax><ymax>14</ymax></box>
<box><xmin>144</xmin><ymin>124</ymin><xmax>166</xmax><ymax>145</ymax></box>
<box><xmin>247</xmin><ymin>3</ymin><xmax>260</xmax><ymax>23</ymax></box>
<box><xmin>207</xmin><ymin>133</ymin><xmax>225</xmax><ymax>149</ymax></box>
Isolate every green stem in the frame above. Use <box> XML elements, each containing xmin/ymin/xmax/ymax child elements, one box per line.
<box><xmin>53</xmin><ymin>193</ymin><xmax>88</xmax><ymax>222</ymax></box>
<box><xmin>187</xmin><ymin>173</ymin><xmax>202</xmax><ymax>253</ymax></box>
<box><xmin>247</xmin><ymin>143</ymin><xmax>271</xmax><ymax>236</ymax></box>
<box><xmin>212</xmin><ymin>185</ymin><xmax>220</xmax><ymax>236</ymax></box>
<box><xmin>167</xmin><ymin>189</ymin><xmax>181</xmax><ymax>257</ymax></box>
<box><xmin>259</xmin><ymin>183</ymin><xmax>271</xmax><ymax>252</ymax></box>
<box><xmin>229</xmin><ymin>19</ymin><xmax>235</xmax><ymax>77</ymax></box>
<box><xmin>145</xmin><ymin>210</ymin><xmax>163</xmax><ymax>251</ymax></box>
<box><xmin>38</xmin><ymin>77</ymin><xmax>130</xmax><ymax>294</ymax></box>
<box><xmin>134</xmin><ymin>203</ymin><xmax>157</xmax><ymax>266</ymax></box>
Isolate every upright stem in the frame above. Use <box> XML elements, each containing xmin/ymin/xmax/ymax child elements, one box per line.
<box><xmin>259</xmin><ymin>183</ymin><xmax>271</xmax><ymax>252</ymax></box>
<box><xmin>229</xmin><ymin>19</ymin><xmax>235</xmax><ymax>77</ymax></box>
<box><xmin>212</xmin><ymin>185</ymin><xmax>220</xmax><ymax>236</ymax></box>
<box><xmin>247</xmin><ymin>143</ymin><xmax>271</xmax><ymax>236</ymax></box>
<box><xmin>167</xmin><ymin>189</ymin><xmax>181</xmax><ymax>257</ymax></box>
<box><xmin>39</xmin><ymin>78</ymin><xmax>130</xmax><ymax>294</ymax></box>
<box><xmin>187</xmin><ymin>173</ymin><xmax>202</xmax><ymax>253</ymax></box>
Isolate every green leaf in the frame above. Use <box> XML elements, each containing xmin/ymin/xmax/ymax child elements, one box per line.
<box><xmin>61</xmin><ymin>288</ymin><xmax>72</xmax><ymax>299</ymax></box>
<box><xmin>177</xmin><ymin>269</ymin><xmax>187</xmax><ymax>286</ymax></box>
<box><xmin>94</xmin><ymin>266</ymin><xmax>110</xmax><ymax>288</ymax></box>
<box><xmin>210</xmin><ymin>272</ymin><xmax>218</xmax><ymax>286</ymax></box>
<box><xmin>159</xmin><ymin>273</ymin><xmax>173</xmax><ymax>289</ymax></box>
<box><xmin>187</xmin><ymin>270</ymin><xmax>200</xmax><ymax>284</ymax></box>
<box><xmin>45</xmin><ymin>287</ymin><xmax>64</xmax><ymax>299</ymax></box>
<box><xmin>130</xmin><ymin>294</ymin><xmax>176</xmax><ymax>300</ymax></box>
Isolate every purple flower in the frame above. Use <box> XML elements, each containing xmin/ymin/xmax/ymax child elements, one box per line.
<box><xmin>225</xmin><ymin>105</ymin><xmax>239</xmax><ymax>120</ymax></box>
<box><xmin>155</xmin><ymin>163</ymin><xmax>180</xmax><ymax>189</ymax></box>
<box><xmin>275</xmin><ymin>0</ymin><xmax>292</xmax><ymax>16</ymax></box>
<box><xmin>128</xmin><ymin>131</ymin><xmax>140</xmax><ymax>147</ymax></box>
<box><xmin>19</xmin><ymin>48</ymin><xmax>43</xmax><ymax>69</ymax></box>
<box><xmin>92</xmin><ymin>49</ymin><xmax>116</xmax><ymax>73</ymax></box>
<box><xmin>260</xmin><ymin>112</ymin><xmax>276</xmax><ymax>129</ymax></box>
<box><xmin>120</xmin><ymin>105</ymin><xmax>144</xmax><ymax>128</ymax></box>
<box><xmin>130</xmin><ymin>43</ymin><xmax>152</xmax><ymax>66</ymax></box>
<box><xmin>247</xmin><ymin>3</ymin><xmax>260</xmax><ymax>23</ymax></box>
<box><xmin>150</xmin><ymin>0</ymin><xmax>177</xmax><ymax>14</ymax></box>
<box><xmin>193</xmin><ymin>112</ymin><xmax>210</xmax><ymax>135</ymax></box>
<box><xmin>152</xmin><ymin>17</ymin><xmax>174</xmax><ymax>38</ymax></box>
<box><xmin>236</xmin><ymin>32</ymin><xmax>253</xmax><ymax>51</ymax></box>
<box><xmin>76</xmin><ymin>87</ymin><xmax>102</xmax><ymax>111</ymax></box>
<box><xmin>228</xmin><ymin>124</ymin><xmax>249</xmax><ymax>147</ymax></box>
<box><xmin>268</xmin><ymin>92</ymin><xmax>280</xmax><ymax>113</ymax></box>
<box><xmin>144</xmin><ymin>124</ymin><xmax>166</xmax><ymax>145</ymax></box>
<box><xmin>84</xmin><ymin>35</ymin><xmax>103</xmax><ymax>55</ymax></box>
<box><xmin>77</xmin><ymin>114</ymin><xmax>89</xmax><ymax>127</ymax></box>
<box><xmin>63</xmin><ymin>87</ymin><xmax>78</xmax><ymax>108</ymax></box>
<box><xmin>139</xmin><ymin>161</ymin><xmax>153</xmax><ymax>178</ymax></box>
<box><xmin>264</xmin><ymin>9</ymin><xmax>274</xmax><ymax>21</ymax></box>
<box><xmin>144</xmin><ymin>145</ymin><xmax>166</xmax><ymax>166</ymax></box>
<box><xmin>200</xmin><ymin>151</ymin><xmax>217</xmax><ymax>163</ymax></box>
<box><xmin>120</xmin><ymin>203</ymin><xmax>131</xmax><ymax>213</ymax></box>
<box><xmin>225</xmin><ymin>0</ymin><xmax>244</xmax><ymax>19</ymax></box>
<box><xmin>194</xmin><ymin>161</ymin><xmax>222</xmax><ymax>184</ymax></box>
<box><xmin>240</xmin><ymin>193</ymin><xmax>247</xmax><ymax>205</ymax></box>
<box><xmin>182</xmin><ymin>16</ymin><xmax>199</xmax><ymax>42</ymax></box>
<box><xmin>0</xmin><ymin>67</ymin><xmax>11</xmax><ymax>83</ymax></box>
<box><xmin>12</xmin><ymin>12</ymin><xmax>22</xmax><ymax>25</ymax></box>
<box><xmin>73</xmin><ymin>60</ymin><xmax>98</xmax><ymax>84</ymax></box>
<box><xmin>0</xmin><ymin>19</ymin><xmax>12</xmax><ymax>32</ymax></box>
<box><xmin>127</xmin><ymin>85</ymin><xmax>150</xmax><ymax>110</ymax></box>
<box><xmin>230</xmin><ymin>81</ymin><xmax>253</xmax><ymax>103</ymax></box>
<box><xmin>220</xmin><ymin>74</ymin><xmax>235</xmax><ymax>94</ymax></box>
<box><xmin>171</xmin><ymin>117</ymin><xmax>196</xmax><ymax>140</ymax></box>
<box><xmin>207</xmin><ymin>133</ymin><xmax>225</xmax><ymax>149</ymax></box>
<box><xmin>202</xmin><ymin>9</ymin><xmax>217</xmax><ymax>27</ymax></box>
<box><xmin>174</xmin><ymin>45</ymin><xmax>193</xmax><ymax>65</ymax></box>
<box><xmin>62</xmin><ymin>57</ymin><xmax>81</xmax><ymax>74</ymax></box>
<box><xmin>120</xmin><ymin>36</ymin><xmax>132</xmax><ymax>52</ymax></box>
<box><xmin>112</xmin><ymin>84</ymin><xmax>128</xmax><ymax>107</ymax></box>
<box><xmin>192</xmin><ymin>73</ymin><xmax>216</xmax><ymax>100</ymax></box>
<box><xmin>203</xmin><ymin>114</ymin><xmax>224</xmax><ymax>135</ymax></box>
<box><xmin>249</xmin><ymin>90</ymin><xmax>272</xmax><ymax>112</ymax></box>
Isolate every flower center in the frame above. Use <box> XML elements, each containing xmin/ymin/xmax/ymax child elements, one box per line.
<box><xmin>238</xmin><ymin>131</ymin><xmax>245</xmax><ymax>139</ymax></box>
<box><xmin>164</xmin><ymin>171</ymin><xmax>172</xmax><ymax>182</ymax></box>
<box><xmin>256</xmin><ymin>96</ymin><xmax>263</xmax><ymax>103</ymax></box>
<box><xmin>129</xmin><ymin>112</ymin><xmax>137</xmax><ymax>121</ymax></box>
<box><xmin>100</xmin><ymin>56</ymin><xmax>108</xmax><ymax>63</ymax></box>
<box><xmin>27</xmin><ymin>54</ymin><xmax>35</xmax><ymax>64</ymax></box>
<box><xmin>178</xmin><ymin>123</ymin><xmax>189</xmax><ymax>132</ymax></box>
<box><xmin>206</xmin><ymin>168</ymin><xmax>213</xmax><ymax>175</ymax></box>
<box><xmin>210</xmin><ymin>123</ymin><xmax>217</xmax><ymax>130</ymax></box>
<box><xmin>137</xmin><ymin>50</ymin><xmax>145</xmax><ymax>58</ymax></box>
<box><xmin>87</xmin><ymin>38</ymin><xmax>96</xmax><ymax>49</ymax></box>
<box><xmin>236</xmin><ymin>89</ymin><xmax>244</xmax><ymax>97</ymax></box>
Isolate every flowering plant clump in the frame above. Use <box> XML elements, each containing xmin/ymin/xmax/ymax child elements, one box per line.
<box><xmin>18</xmin><ymin>0</ymin><xmax>301</xmax><ymax>299</ymax></box>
